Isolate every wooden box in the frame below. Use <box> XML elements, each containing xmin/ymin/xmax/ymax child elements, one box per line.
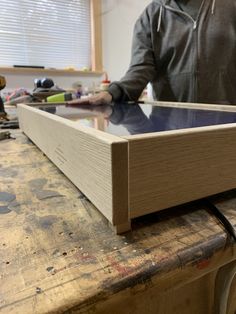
<box><xmin>18</xmin><ymin>101</ymin><xmax>236</xmax><ymax>233</ymax></box>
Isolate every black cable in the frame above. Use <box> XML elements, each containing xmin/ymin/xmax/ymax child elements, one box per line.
<box><xmin>203</xmin><ymin>198</ymin><xmax>236</xmax><ymax>241</ymax></box>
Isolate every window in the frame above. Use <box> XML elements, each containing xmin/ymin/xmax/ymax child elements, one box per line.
<box><xmin>0</xmin><ymin>0</ymin><xmax>100</xmax><ymax>71</ymax></box>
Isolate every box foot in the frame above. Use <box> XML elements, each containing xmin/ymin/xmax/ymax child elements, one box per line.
<box><xmin>112</xmin><ymin>221</ymin><xmax>131</xmax><ymax>234</ymax></box>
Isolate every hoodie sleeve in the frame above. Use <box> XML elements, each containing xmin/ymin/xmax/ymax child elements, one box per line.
<box><xmin>108</xmin><ymin>6</ymin><xmax>157</xmax><ymax>102</ymax></box>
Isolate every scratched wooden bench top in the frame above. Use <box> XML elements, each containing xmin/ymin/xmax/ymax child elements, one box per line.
<box><xmin>0</xmin><ymin>131</ymin><xmax>236</xmax><ymax>314</ymax></box>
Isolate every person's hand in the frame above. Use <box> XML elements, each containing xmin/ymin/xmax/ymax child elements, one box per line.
<box><xmin>67</xmin><ymin>91</ymin><xmax>112</xmax><ymax>106</ymax></box>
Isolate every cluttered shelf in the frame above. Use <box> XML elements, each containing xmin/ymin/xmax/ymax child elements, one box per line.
<box><xmin>0</xmin><ymin>67</ymin><xmax>103</xmax><ymax>76</ymax></box>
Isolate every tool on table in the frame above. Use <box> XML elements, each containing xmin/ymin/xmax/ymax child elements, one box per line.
<box><xmin>4</xmin><ymin>87</ymin><xmax>36</xmax><ymax>106</ymax></box>
<box><xmin>32</xmin><ymin>78</ymin><xmax>66</xmax><ymax>101</ymax></box>
<box><xmin>0</xmin><ymin>75</ymin><xmax>7</xmax><ymax>120</ymax></box>
<box><xmin>202</xmin><ymin>198</ymin><xmax>236</xmax><ymax>241</ymax></box>
<box><xmin>0</xmin><ymin>131</ymin><xmax>11</xmax><ymax>141</ymax></box>
<box><xmin>46</xmin><ymin>92</ymin><xmax>76</xmax><ymax>103</ymax></box>
<box><xmin>34</xmin><ymin>78</ymin><xmax>54</xmax><ymax>90</ymax></box>
<box><xmin>0</xmin><ymin>119</ymin><xmax>19</xmax><ymax>129</ymax></box>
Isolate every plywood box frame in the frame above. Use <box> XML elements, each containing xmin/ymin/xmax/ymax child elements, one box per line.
<box><xmin>18</xmin><ymin>102</ymin><xmax>236</xmax><ymax>233</ymax></box>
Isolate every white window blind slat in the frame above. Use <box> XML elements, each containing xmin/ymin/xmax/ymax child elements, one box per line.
<box><xmin>0</xmin><ymin>0</ymin><xmax>91</xmax><ymax>69</ymax></box>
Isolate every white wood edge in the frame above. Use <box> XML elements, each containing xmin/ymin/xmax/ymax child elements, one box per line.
<box><xmin>143</xmin><ymin>100</ymin><xmax>236</xmax><ymax>112</ymax></box>
<box><xmin>123</xmin><ymin>122</ymin><xmax>236</xmax><ymax>141</ymax></box>
<box><xmin>21</xmin><ymin>100</ymin><xmax>236</xmax><ymax>113</ymax></box>
<box><xmin>17</xmin><ymin>102</ymin><xmax>68</xmax><ymax>107</ymax></box>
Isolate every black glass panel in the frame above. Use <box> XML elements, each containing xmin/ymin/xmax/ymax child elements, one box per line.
<box><xmin>38</xmin><ymin>102</ymin><xmax>236</xmax><ymax>137</ymax></box>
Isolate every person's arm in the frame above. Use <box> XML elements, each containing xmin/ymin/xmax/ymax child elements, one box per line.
<box><xmin>68</xmin><ymin>4</ymin><xmax>157</xmax><ymax>106</ymax></box>
<box><xmin>109</xmin><ymin>7</ymin><xmax>157</xmax><ymax>102</ymax></box>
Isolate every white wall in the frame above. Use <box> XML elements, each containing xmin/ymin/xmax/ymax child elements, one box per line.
<box><xmin>101</xmin><ymin>0</ymin><xmax>150</xmax><ymax>81</ymax></box>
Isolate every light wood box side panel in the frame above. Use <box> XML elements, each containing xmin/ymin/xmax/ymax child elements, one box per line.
<box><xmin>17</xmin><ymin>104</ymin><xmax>128</xmax><ymax>226</ymax></box>
<box><xmin>128</xmin><ymin>125</ymin><xmax>236</xmax><ymax>218</ymax></box>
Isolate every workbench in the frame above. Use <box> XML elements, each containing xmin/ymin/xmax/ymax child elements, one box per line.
<box><xmin>1</xmin><ymin>130</ymin><xmax>236</xmax><ymax>314</ymax></box>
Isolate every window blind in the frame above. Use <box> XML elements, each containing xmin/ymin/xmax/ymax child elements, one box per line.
<box><xmin>0</xmin><ymin>0</ymin><xmax>91</xmax><ymax>70</ymax></box>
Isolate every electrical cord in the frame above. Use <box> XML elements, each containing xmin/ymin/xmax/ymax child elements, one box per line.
<box><xmin>202</xmin><ymin>198</ymin><xmax>236</xmax><ymax>241</ymax></box>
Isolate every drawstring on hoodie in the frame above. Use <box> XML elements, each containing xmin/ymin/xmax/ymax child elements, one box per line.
<box><xmin>211</xmin><ymin>0</ymin><xmax>216</xmax><ymax>14</ymax></box>
<box><xmin>157</xmin><ymin>0</ymin><xmax>216</xmax><ymax>33</ymax></box>
<box><xmin>157</xmin><ymin>5</ymin><xmax>163</xmax><ymax>32</ymax></box>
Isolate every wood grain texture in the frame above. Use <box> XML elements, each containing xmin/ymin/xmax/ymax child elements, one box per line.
<box><xmin>17</xmin><ymin>104</ymin><xmax>129</xmax><ymax>230</ymax></box>
<box><xmin>127</xmin><ymin>123</ymin><xmax>236</xmax><ymax>218</ymax></box>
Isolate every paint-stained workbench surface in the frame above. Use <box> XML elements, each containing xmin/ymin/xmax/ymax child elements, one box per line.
<box><xmin>1</xmin><ymin>131</ymin><xmax>236</xmax><ymax>314</ymax></box>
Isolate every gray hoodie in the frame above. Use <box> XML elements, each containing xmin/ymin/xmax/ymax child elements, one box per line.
<box><xmin>109</xmin><ymin>0</ymin><xmax>236</xmax><ymax>105</ymax></box>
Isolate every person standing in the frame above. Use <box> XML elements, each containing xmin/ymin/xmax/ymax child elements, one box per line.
<box><xmin>69</xmin><ymin>0</ymin><xmax>236</xmax><ymax>106</ymax></box>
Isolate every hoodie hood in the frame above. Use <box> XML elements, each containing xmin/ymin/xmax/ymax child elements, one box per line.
<box><xmin>156</xmin><ymin>0</ymin><xmax>216</xmax><ymax>32</ymax></box>
<box><xmin>152</xmin><ymin>0</ymin><xmax>179</xmax><ymax>8</ymax></box>
<box><xmin>153</xmin><ymin>0</ymin><xmax>216</xmax><ymax>15</ymax></box>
